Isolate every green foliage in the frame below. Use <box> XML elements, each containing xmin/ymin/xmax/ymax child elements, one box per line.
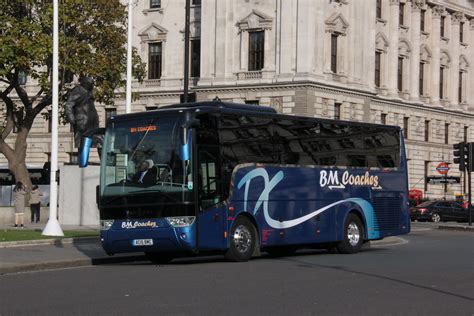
<box><xmin>0</xmin><ymin>0</ymin><xmax>146</xmax><ymax>106</ymax></box>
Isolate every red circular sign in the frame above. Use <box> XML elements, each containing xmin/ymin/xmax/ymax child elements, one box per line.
<box><xmin>436</xmin><ymin>162</ymin><xmax>449</xmax><ymax>175</ymax></box>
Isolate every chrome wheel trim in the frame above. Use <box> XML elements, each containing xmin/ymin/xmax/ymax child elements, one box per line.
<box><xmin>347</xmin><ymin>222</ymin><xmax>360</xmax><ymax>247</ymax></box>
<box><xmin>233</xmin><ymin>225</ymin><xmax>252</xmax><ymax>253</ymax></box>
<box><xmin>432</xmin><ymin>213</ymin><xmax>441</xmax><ymax>223</ymax></box>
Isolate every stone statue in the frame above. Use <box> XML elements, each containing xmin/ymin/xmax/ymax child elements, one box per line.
<box><xmin>65</xmin><ymin>76</ymin><xmax>100</xmax><ymax>148</ymax></box>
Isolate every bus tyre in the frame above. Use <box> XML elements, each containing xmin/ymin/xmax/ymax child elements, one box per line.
<box><xmin>145</xmin><ymin>252</ymin><xmax>174</xmax><ymax>265</ymax></box>
<box><xmin>337</xmin><ymin>214</ymin><xmax>364</xmax><ymax>254</ymax></box>
<box><xmin>225</xmin><ymin>217</ymin><xmax>256</xmax><ymax>262</ymax></box>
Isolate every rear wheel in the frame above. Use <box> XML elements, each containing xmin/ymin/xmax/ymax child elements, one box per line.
<box><xmin>431</xmin><ymin>213</ymin><xmax>441</xmax><ymax>223</ymax></box>
<box><xmin>337</xmin><ymin>214</ymin><xmax>364</xmax><ymax>254</ymax></box>
<box><xmin>225</xmin><ymin>217</ymin><xmax>256</xmax><ymax>262</ymax></box>
<box><xmin>145</xmin><ymin>252</ymin><xmax>174</xmax><ymax>264</ymax></box>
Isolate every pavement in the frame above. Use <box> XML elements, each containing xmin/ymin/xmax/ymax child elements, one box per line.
<box><xmin>0</xmin><ymin>221</ymin><xmax>472</xmax><ymax>275</ymax></box>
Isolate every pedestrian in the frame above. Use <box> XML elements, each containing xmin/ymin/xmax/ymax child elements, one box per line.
<box><xmin>29</xmin><ymin>185</ymin><xmax>43</xmax><ymax>223</ymax></box>
<box><xmin>13</xmin><ymin>182</ymin><xmax>27</xmax><ymax>228</ymax></box>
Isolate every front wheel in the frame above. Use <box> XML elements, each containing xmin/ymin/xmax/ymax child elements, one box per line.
<box><xmin>225</xmin><ymin>217</ymin><xmax>256</xmax><ymax>262</ymax></box>
<box><xmin>431</xmin><ymin>213</ymin><xmax>441</xmax><ymax>223</ymax></box>
<box><xmin>337</xmin><ymin>214</ymin><xmax>364</xmax><ymax>254</ymax></box>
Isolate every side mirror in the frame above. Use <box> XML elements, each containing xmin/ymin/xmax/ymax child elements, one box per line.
<box><xmin>179</xmin><ymin>116</ymin><xmax>200</xmax><ymax>161</ymax></box>
<box><xmin>179</xmin><ymin>127</ymin><xmax>191</xmax><ymax>161</ymax></box>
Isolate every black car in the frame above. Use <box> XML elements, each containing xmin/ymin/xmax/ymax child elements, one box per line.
<box><xmin>410</xmin><ymin>201</ymin><xmax>470</xmax><ymax>223</ymax></box>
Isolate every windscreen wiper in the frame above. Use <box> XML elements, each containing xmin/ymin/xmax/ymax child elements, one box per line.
<box><xmin>128</xmin><ymin>118</ymin><xmax>158</xmax><ymax>163</ymax></box>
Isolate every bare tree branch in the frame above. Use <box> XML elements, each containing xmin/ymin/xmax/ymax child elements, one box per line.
<box><xmin>32</xmin><ymin>92</ymin><xmax>52</xmax><ymax>118</ymax></box>
<box><xmin>30</xmin><ymin>88</ymin><xmax>45</xmax><ymax>104</ymax></box>
<box><xmin>14</xmin><ymin>85</ymin><xmax>32</xmax><ymax>110</ymax></box>
<box><xmin>1</xmin><ymin>94</ymin><xmax>16</xmax><ymax>140</ymax></box>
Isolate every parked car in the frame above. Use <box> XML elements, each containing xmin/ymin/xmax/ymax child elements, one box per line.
<box><xmin>410</xmin><ymin>200</ymin><xmax>471</xmax><ymax>223</ymax></box>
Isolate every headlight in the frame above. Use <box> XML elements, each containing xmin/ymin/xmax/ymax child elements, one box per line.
<box><xmin>100</xmin><ymin>220</ymin><xmax>114</xmax><ymax>230</ymax></box>
<box><xmin>166</xmin><ymin>216</ymin><xmax>195</xmax><ymax>227</ymax></box>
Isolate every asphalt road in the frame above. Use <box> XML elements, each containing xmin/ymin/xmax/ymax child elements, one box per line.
<box><xmin>1</xmin><ymin>224</ymin><xmax>473</xmax><ymax>316</ymax></box>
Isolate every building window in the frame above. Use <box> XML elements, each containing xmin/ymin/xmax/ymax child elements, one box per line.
<box><xmin>48</xmin><ymin>110</ymin><xmax>52</xmax><ymax>133</ymax></box>
<box><xmin>439</xmin><ymin>67</ymin><xmax>445</xmax><ymax>99</ymax></box>
<box><xmin>444</xmin><ymin>123</ymin><xmax>449</xmax><ymax>144</ymax></box>
<box><xmin>419</xmin><ymin>62</ymin><xmax>424</xmax><ymax>95</ymax></box>
<box><xmin>440</xmin><ymin>16</ymin><xmax>445</xmax><ymax>37</ymax></box>
<box><xmin>459</xmin><ymin>71</ymin><xmax>463</xmax><ymax>103</ymax></box>
<box><xmin>381</xmin><ymin>113</ymin><xmax>387</xmax><ymax>125</ymax></box>
<box><xmin>192</xmin><ymin>0</ymin><xmax>201</xmax><ymax>4</ymax></box>
<box><xmin>150</xmin><ymin>0</ymin><xmax>160</xmax><ymax>9</ymax></box>
<box><xmin>245</xmin><ymin>100</ymin><xmax>259</xmax><ymax>105</ymax></box>
<box><xmin>376</xmin><ymin>0</ymin><xmax>382</xmax><ymax>19</ymax></box>
<box><xmin>464</xmin><ymin>126</ymin><xmax>468</xmax><ymax>143</ymax></box>
<box><xmin>397</xmin><ymin>57</ymin><xmax>403</xmax><ymax>92</ymax></box>
<box><xmin>375</xmin><ymin>51</ymin><xmax>381</xmax><ymax>87</ymax></box>
<box><xmin>248</xmin><ymin>31</ymin><xmax>264</xmax><ymax>71</ymax></box>
<box><xmin>403</xmin><ymin>117</ymin><xmax>409</xmax><ymax>139</ymax></box>
<box><xmin>420</xmin><ymin>10</ymin><xmax>426</xmax><ymax>32</ymax></box>
<box><xmin>148</xmin><ymin>43</ymin><xmax>162</xmax><ymax>79</ymax></box>
<box><xmin>399</xmin><ymin>3</ymin><xmax>405</xmax><ymax>26</ymax></box>
<box><xmin>425</xmin><ymin>120</ymin><xmax>430</xmax><ymax>142</ymax></box>
<box><xmin>105</xmin><ymin>108</ymin><xmax>116</xmax><ymax>122</ymax></box>
<box><xmin>191</xmin><ymin>39</ymin><xmax>200</xmax><ymax>78</ymax></box>
<box><xmin>460</xmin><ymin>22</ymin><xmax>464</xmax><ymax>43</ymax></box>
<box><xmin>331</xmin><ymin>34</ymin><xmax>338</xmax><ymax>73</ymax></box>
<box><xmin>334</xmin><ymin>103</ymin><xmax>341</xmax><ymax>120</ymax></box>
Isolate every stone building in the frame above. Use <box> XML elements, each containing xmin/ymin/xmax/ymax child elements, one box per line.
<box><xmin>1</xmin><ymin>0</ymin><xmax>474</xmax><ymax>200</ymax></box>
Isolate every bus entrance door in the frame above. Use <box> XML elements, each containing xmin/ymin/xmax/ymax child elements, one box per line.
<box><xmin>197</xmin><ymin>148</ymin><xmax>226</xmax><ymax>251</ymax></box>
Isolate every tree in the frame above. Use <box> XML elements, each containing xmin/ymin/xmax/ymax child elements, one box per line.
<box><xmin>0</xmin><ymin>1</ymin><xmax>146</xmax><ymax>188</ymax></box>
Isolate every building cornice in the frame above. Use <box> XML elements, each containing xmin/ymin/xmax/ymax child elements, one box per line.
<box><xmin>194</xmin><ymin>81</ymin><xmax>474</xmax><ymax>119</ymax></box>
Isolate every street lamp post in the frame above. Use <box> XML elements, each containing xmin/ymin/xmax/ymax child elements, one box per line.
<box><xmin>125</xmin><ymin>0</ymin><xmax>134</xmax><ymax>113</ymax></box>
<box><xmin>182</xmin><ymin>0</ymin><xmax>190</xmax><ymax>103</ymax></box>
<box><xmin>43</xmin><ymin>0</ymin><xmax>64</xmax><ymax>236</ymax></box>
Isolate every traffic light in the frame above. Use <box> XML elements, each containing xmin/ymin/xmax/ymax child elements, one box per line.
<box><xmin>469</xmin><ymin>143</ymin><xmax>474</xmax><ymax>172</ymax></box>
<box><xmin>453</xmin><ymin>142</ymin><xmax>467</xmax><ymax>171</ymax></box>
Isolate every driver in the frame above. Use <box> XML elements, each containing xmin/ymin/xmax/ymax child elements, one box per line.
<box><xmin>131</xmin><ymin>159</ymin><xmax>157</xmax><ymax>185</ymax></box>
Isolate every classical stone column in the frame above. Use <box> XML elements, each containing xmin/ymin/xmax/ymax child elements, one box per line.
<box><xmin>279</xmin><ymin>0</ymin><xmax>294</xmax><ymax>75</ymax></box>
<box><xmin>295</xmin><ymin>0</ymin><xmax>314</xmax><ymax>74</ymax></box>
<box><xmin>450</xmin><ymin>12</ymin><xmax>463</xmax><ymax>108</ymax></box>
<box><xmin>410</xmin><ymin>1</ymin><xmax>422</xmax><ymax>100</ymax></box>
<box><xmin>469</xmin><ymin>19</ymin><xmax>474</xmax><ymax>110</ymax></box>
<box><xmin>388</xmin><ymin>0</ymin><xmax>400</xmax><ymax>97</ymax></box>
<box><xmin>430</xmin><ymin>5</ymin><xmax>444</xmax><ymax>105</ymax></box>
<box><xmin>199</xmin><ymin>0</ymin><xmax>216</xmax><ymax>82</ymax></box>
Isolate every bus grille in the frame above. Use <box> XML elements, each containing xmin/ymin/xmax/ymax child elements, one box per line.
<box><xmin>372</xmin><ymin>197</ymin><xmax>402</xmax><ymax>231</ymax></box>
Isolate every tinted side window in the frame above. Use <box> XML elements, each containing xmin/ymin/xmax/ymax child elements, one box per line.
<box><xmin>272</xmin><ymin>120</ymin><xmax>365</xmax><ymax>168</ymax></box>
<box><xmin>219</xmin><ymin>114</ymin><xmax>275</xmax><ymax>165</ymax></box>
<box><xmin>364</xmin><ymin>127</ymin><xmax>400</xmax><ymax>168</ymax></box>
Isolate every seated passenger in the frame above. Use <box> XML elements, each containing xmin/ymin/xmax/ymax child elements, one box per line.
<box><xmin>131</xmin><ymin>159</ymin><xmax>157</xmax><ymax>185</ymax></box>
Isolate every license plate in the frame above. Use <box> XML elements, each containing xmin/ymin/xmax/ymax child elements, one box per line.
<box><xmin>132</xmin><ymin>239</ymin><xmax>153</xmax><ymax>246</ymax></box>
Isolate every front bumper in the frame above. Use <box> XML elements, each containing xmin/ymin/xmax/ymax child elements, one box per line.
<box><xmin>100</xmin><ymin>219</ymin><xmax>196</xmax><ymax>255</ymax></box>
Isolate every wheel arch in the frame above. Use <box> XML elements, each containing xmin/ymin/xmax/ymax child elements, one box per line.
<box><xmin>233</xmin><ymin>212</ymin><xmax>261</xmax><ymax>253</ymax></box>
<box><xmin>339</xmin><ymin>208</ymin><xmax>367</xmax><ymax>241</ymax></box>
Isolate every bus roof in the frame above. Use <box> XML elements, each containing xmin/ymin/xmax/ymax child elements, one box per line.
<box><xmin>109</xmin><ymin>101</ymin><xmax>400</xmax><ymax>131</ymax></box>
<box><xmin>159</xmin><ymin>101</ymin><xmax>277</xmax><ymax>113</ymax></box>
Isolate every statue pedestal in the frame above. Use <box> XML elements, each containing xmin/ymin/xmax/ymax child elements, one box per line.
<box><xmin>58</xmin><ymin>165</ymin><xmax>100</xmax><ymax>226</ymax></box>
